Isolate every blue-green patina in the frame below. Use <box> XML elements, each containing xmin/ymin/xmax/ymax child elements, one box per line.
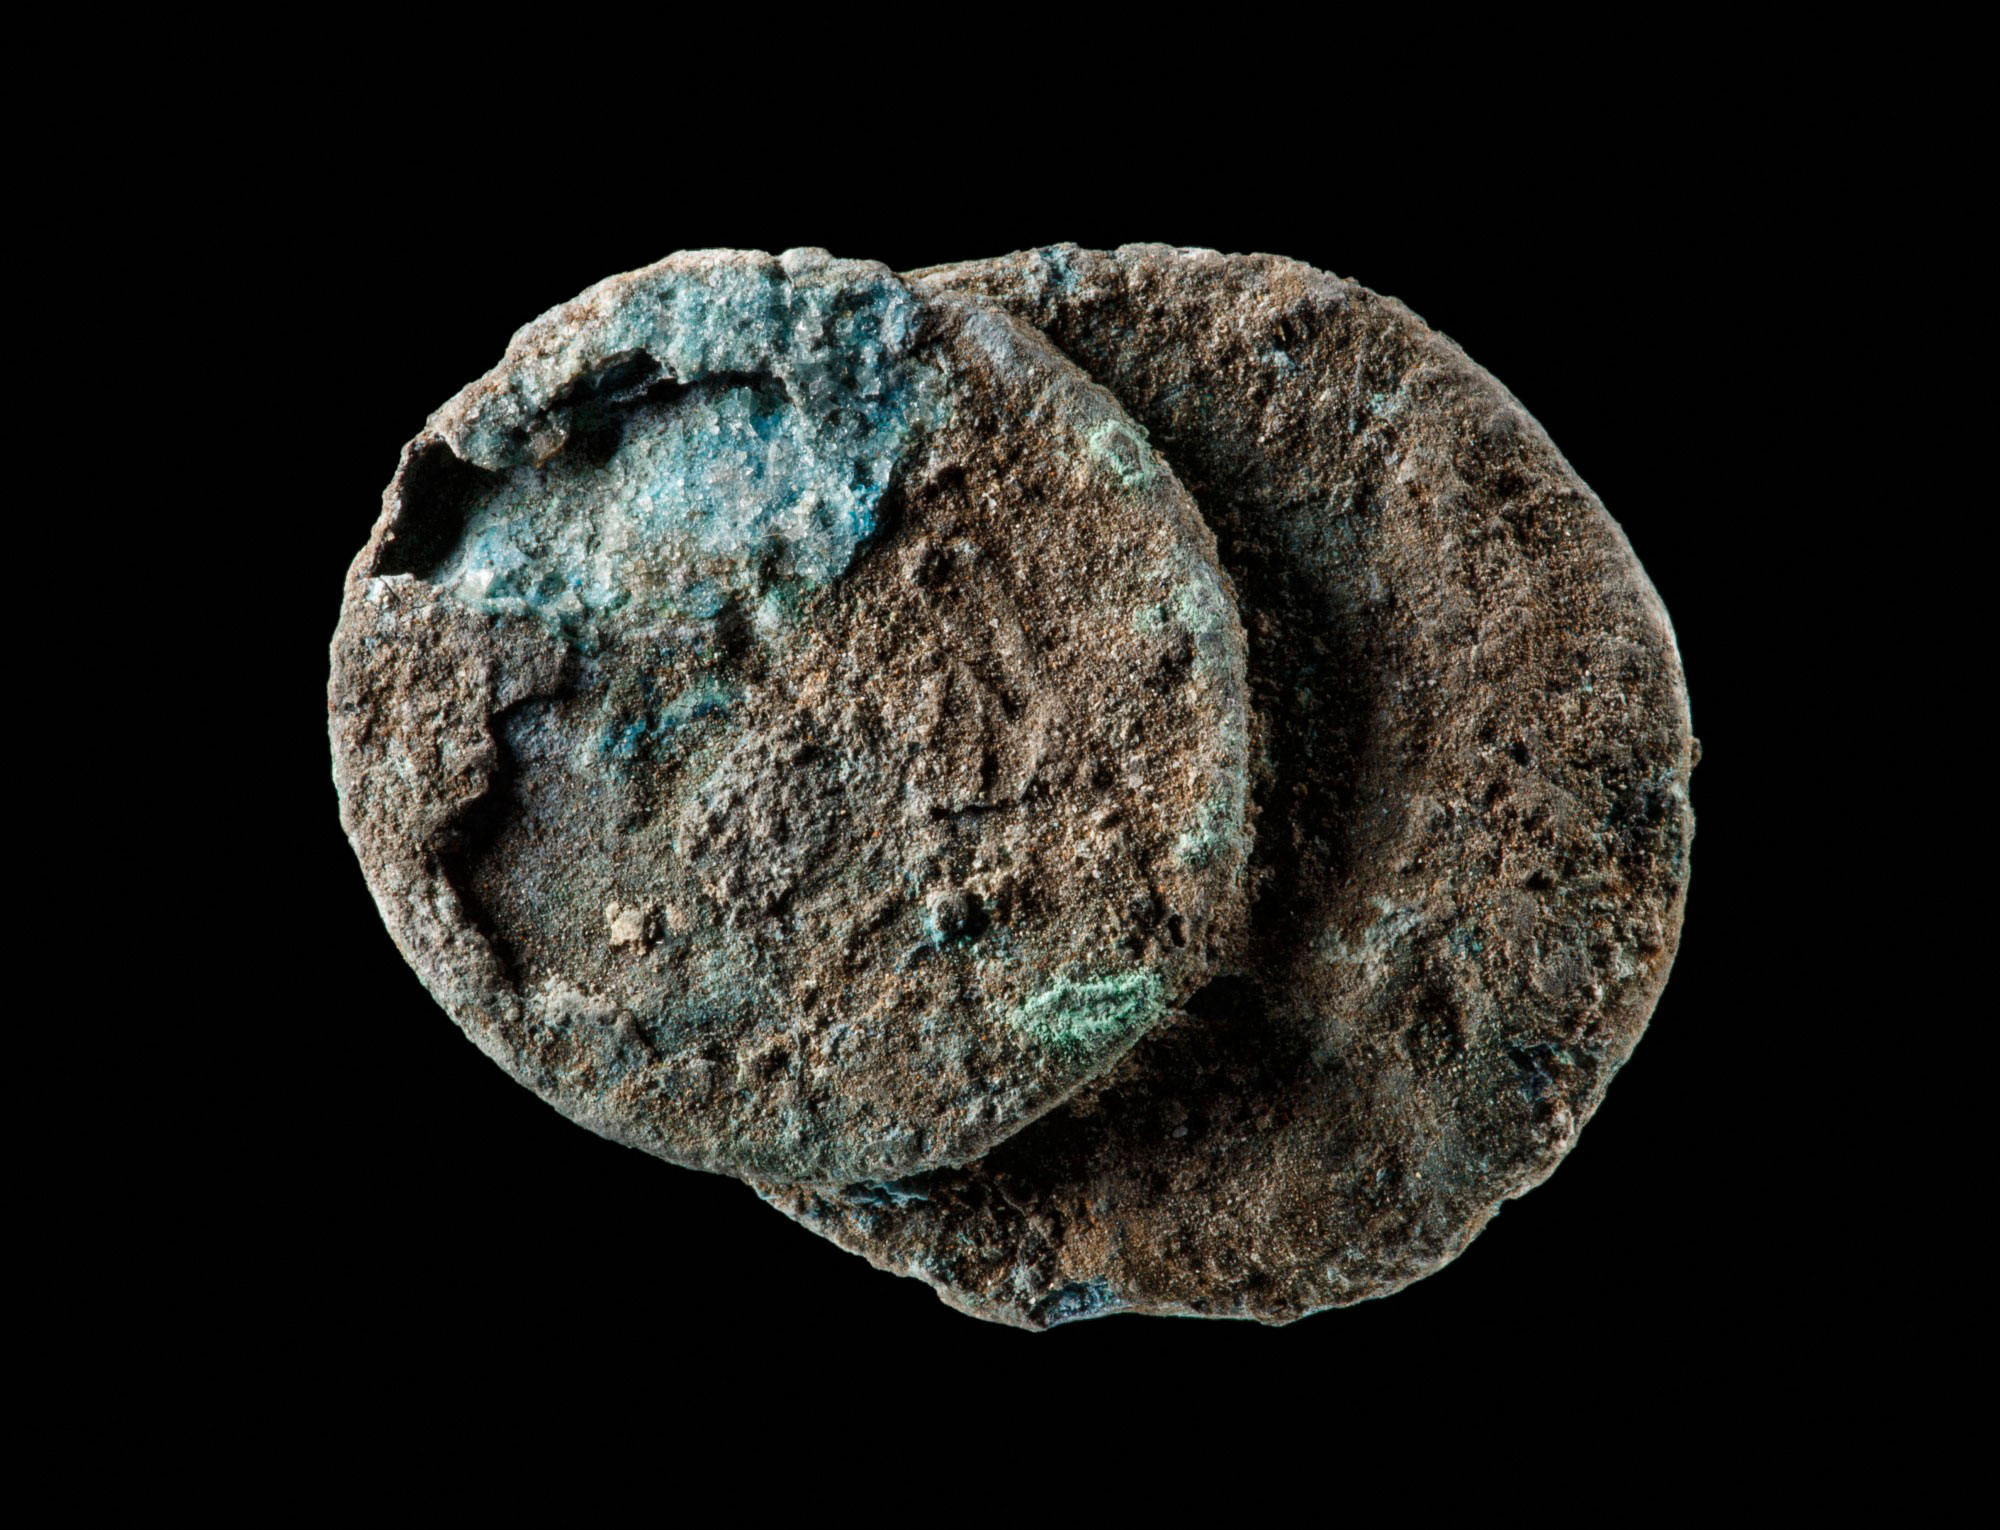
<box><xmin>430</xmin><ymin>258</ymin><xmax>945</xmax><ymax>647</ymax></box>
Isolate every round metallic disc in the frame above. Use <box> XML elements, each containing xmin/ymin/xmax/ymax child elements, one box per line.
<box><xmin>761</xmin><ymin>245</ymin><xmax>1695</xmax><ymax>1325</ymax></box>
<box><xmin>330</xmin><ymin>248</ymin><xmax>1252</xmax><ymax>1184</ymax></box>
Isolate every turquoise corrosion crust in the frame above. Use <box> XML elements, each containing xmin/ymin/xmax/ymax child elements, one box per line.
<box><xmin>427</xmin><ymin>253</ymin><xmax>946</xmax><ymax>647</ymax></box>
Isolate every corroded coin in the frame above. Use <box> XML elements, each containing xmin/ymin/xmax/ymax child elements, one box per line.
<box><xmin>762</xmin><ymin>246</ymin><xmax>1695</xmax><ymax>1324</ymax></box>
<box><xmin>330</xmin><ymin>249</ymin><xmax>1252</xmax><ymax>1184</ymax></box>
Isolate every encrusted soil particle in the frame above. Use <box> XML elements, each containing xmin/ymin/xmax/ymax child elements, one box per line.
<box><xmin>759</xmin><ymin>246</ymin><xmax>1695</xmax><ymax>1325</ymax></box>
<box><xmin>330</xmin><ymin>249</ymin><xmax>1252</xmax><ymax>1185</ymax></box>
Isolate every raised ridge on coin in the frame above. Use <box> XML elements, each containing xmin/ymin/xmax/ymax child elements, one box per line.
<box><xmin>330</xmin><ymin>248</ymin><xmax>1252</xmax><ymax>1185</ymax></box>
<box><xmin>761</xmin><ymin>245</ymin><xmax>1695</xmax><ymax>1324</ymax></box>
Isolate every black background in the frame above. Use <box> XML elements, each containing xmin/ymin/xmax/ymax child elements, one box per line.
<box><xmin>245</xmin><ymin>135</ymin><xmax>1859</xmax><ymax>1435</ymax></box>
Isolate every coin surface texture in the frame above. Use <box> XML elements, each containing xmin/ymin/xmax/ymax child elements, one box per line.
<box><xmin>330</xmin><ymin>248</ymin><xmax>1252</xmax><ymax>1184</ymax></box>
<box><xmin>761</xmin><ymin>246</ymin><xmax>1695</xmax><ymax>1324</ymax></box>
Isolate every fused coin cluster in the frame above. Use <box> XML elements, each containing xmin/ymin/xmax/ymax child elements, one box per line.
<box><xmin>330</xmin><ymin>245</ymin><xmax>1694</xmax><ymax>1327</ymax></box>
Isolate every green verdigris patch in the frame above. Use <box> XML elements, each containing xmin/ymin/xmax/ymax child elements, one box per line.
<box><xmin>1088</xmin><ymin>418</ymin><xmax>1156</xmax><ymax>487</ymax></box>
<box><xmin>1175</xmin><ymin>791</ymin><xmax>1241</xmax><ymax>870</ymax></box>
<box><xmin>1011</xmin><ymin>971</ymin><xmax>1165</xmax><ymax>1052</ymax></box>
<box><xmin>1149</xmin><ymin>562</ymin><xmax>1250</xmax><ymax>872</ymax></box>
